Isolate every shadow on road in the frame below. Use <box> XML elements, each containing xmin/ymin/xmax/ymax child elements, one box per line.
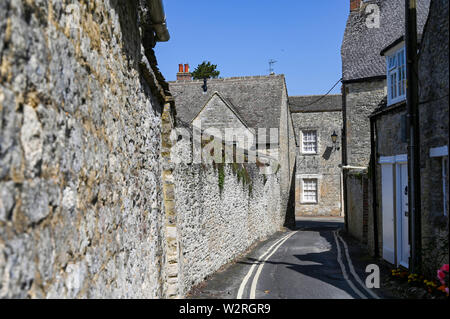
<box><xmin>237</xmin><ymin>217</ymin><xmax>373</xmax><ymax>299</ymax></box>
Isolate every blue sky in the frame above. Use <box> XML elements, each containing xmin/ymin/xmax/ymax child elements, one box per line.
<box><xmin>155</xmin><ymin>1</ymin><xmax>349</xmax><ymax>96</ymax></box>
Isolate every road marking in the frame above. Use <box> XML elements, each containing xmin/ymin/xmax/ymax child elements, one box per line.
<box><xmin>333</xmin><ymin>231</ymin><xmax>367</xmax><ymax>299</ymax></box>
<box><xmin>336</xmin><ymin>230</ymin><xmax>380</xmax><ymax>299</ymax></box>
<box><xmin>249</xmin><ymin>231</ymin><xmax>297</xmax><ymax>299</ymax></box>
<box><xmin>236</xmin><ymin>232</ymin><xmax>294</xmax><ymax>299</ymax></box>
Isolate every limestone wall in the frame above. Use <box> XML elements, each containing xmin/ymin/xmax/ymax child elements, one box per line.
<box><xmin>170</xmin><ymin>137</ymin><xmax>283</xmax><ymax>296</ymax></box>
<box><xmin>418</xmin><ymin>0</ymin><xmax>449</xmax><ymax>277</ymax></box>
<box><xmin>344</xmin><ymin>80</ymin><xmax>386</xmax><ymax>167</ymax></box>
<box><xmin>0</xmin><ymin>0</ymin><xmax>288</xmax><ymax>299</ymax></box>
<box><xmin>0</xmin><ymin>0</ymin><xmax>168</xmax><ymax>298</ymax></box>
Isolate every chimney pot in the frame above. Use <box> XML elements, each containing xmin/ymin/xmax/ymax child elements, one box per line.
<box><xmin>350</xmin><ymin>0</ymin><xmax>362</xmax><ymax>12</ymax></box>
<box><xmin>177</xmin><ymin>63</ymin><xmax>192</xmax><ymax>81</ymax></box>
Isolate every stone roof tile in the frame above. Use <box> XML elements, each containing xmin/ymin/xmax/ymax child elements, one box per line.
<box><xmin>341</xmin><ymin>0</ymin><xmax>430</xmax><ymax>82</ymax></box>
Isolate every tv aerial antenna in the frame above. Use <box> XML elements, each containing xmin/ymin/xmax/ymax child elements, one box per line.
<box><xmin>268</xmin><ymin>59</ymin><xmax>277</xmax><ymax>75</ymax></box>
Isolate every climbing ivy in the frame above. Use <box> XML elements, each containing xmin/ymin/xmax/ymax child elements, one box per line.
<box><xmin>217</xmin><ymin>163</ymin><xmax>225</xmax><ymax>193</ymax></box>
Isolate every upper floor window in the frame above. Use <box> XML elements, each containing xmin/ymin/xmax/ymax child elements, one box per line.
<box><xmin>387</xmin><ymin>47</ymin><xmax>407</xmax><ymax>105</ymax></box>
<box><xmin>302</xmin><ymin>130</ymin><xmax>317</xmax><ymax>154</ymax></box>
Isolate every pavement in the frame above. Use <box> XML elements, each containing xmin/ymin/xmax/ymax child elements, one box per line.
<box><xmin>188</xmin><ymin>217</ymin><xmax>396</xmax><ymax>299</ymax></box>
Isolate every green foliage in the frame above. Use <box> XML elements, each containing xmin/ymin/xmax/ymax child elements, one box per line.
<box><xmin>191</xmin><ymin>61</ymin><xmax>220</xmax><ymax>80</ymax></box>
<box><xmin>217</xmin><ymin>163</ymin><xmax>225</xmax><ymax>193</ymax></box>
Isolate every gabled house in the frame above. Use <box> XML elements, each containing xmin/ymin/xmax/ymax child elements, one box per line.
<box><xmin>169</xmin><ymin>71</ymin><xmax>297</xmax><ymax>227</ymax></box>
<box><xmin>341</xmin><ymin>0</ymin><xmax>430</xmax><ymax>248</ymax></box>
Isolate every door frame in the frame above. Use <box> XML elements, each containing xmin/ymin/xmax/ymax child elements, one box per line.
<box><xmin>379</xmin><ymin>154</ymin><xmax>409</xmax><ymax>267</ymax></box>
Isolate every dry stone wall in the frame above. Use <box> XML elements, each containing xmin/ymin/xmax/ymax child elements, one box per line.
<box><xmin>170</xmin><ymin>137</ymin><xmax>284</xmax><ymax>296</ymax></box>
<box><xmin>0</xmin><ymin>0</ymin><xmax>168</xmax><ymax>298</ymax></box>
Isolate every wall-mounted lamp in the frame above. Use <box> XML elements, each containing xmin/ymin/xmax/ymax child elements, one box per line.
<box><xmin>331</xmin><ymin>131</ymin><xmax>340</xmax><ymax>151</ymax></box>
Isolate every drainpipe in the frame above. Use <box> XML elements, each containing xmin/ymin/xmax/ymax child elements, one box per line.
<box><xmin>148</xmin><ymin>0</ymin><xmax>170</xmax><ymax>42</ymax></box>
<box><xmin>341</xmin><ymin>86</ymin><xmax>349</xmax><ymax>232</ymax></box>
<box><xmin>370</xmin><ymin>116</ymin><xmax>380</xmax><ymax>258</ymax></box>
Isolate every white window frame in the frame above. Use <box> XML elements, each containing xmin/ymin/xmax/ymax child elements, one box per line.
<box><xmin>302</xmin><ymin>178</ymin><xmax>318</xmax><ymax>204</ymax></box>
<box><xmin>301</xmin><ymin>130</ymin><xmax>318</xmax><ymax>154</ymax></box>
<box><xmin>386</xmin><ymin>46</ymin><xmax>407</xmax><ymax>106</ymax></box>
<box><xmin>430</xmin><ymin>146</ymin><xmax>449</xmax><ymax>216</ymax></box>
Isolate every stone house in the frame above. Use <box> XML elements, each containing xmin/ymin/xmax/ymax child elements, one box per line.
<box><xmin>341</xmin><ymin>0</ymin><xmax>430</xmax><ymax>246</ymax></box>
<box><xmin>168</xmin><ymin>72</ymin><xmax>297</xmax><ymax>227</ymax></box>
<box><xmin>417</xmin><ymin>0</ymin><xmax>449</xmax><ymax>275</ymax></box>
<box><xmin>289</xmin><ymin>95</ymin><xmax>343</xmax><ymax>217</ymax></box>
<box><xmin>370</xmin><ymin>0</ymin><xmax>448</xmax><ymax>274</ymax></box>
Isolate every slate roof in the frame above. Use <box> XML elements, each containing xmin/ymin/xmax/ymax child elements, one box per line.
<box><xmin>342</xmin><ymin>0</ymin><xmax>430</xmax><ymax>82</ymax></box>
<box><xmin>289</xmin><ymin>95</ymin><xmax>342</xmax><ymax>113</ymax></box>
<box><xmin>169</xmin><ymin>75</ymin><xmax>286</xmax><ymax>131</ymax></box>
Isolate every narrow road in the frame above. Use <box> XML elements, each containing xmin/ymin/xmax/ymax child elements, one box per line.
<box><xmin>188</xmin><ymin>217</ymin><xmax>385</xmax><ymax>299</ymax></box>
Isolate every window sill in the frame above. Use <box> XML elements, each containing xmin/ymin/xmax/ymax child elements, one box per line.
<box><xmin>387</xmin><ymin>97</ymin><xmax>406</xmax><ymax>107</ymax></box>
<box><xmin>300</xmin><ymin>201</ymin><xmax>319</xmax><ymax>205</ymax></box>
<box><xmin>300</xmin><ymin>152</ymin><xmax>318</xmax><ymax>156</ymax></box>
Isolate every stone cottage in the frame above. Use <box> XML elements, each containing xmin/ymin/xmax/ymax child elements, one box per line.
<box><xmin>289</xmin><ymin>95</ymin><xmax>343</xmax><ymax>217</ymax></box>
<box><xmin>341</xmin><ymin>0</ymin><xmax>430</xmax><ymax>246</ymax></box>
<box><xmin>370</xmin><ymin>0</ymin><xmax>448</xmax><ymax>274</ymax></box>
<box><xmin>169</xmin><ymin>73</ymin><xmax>297</xmax><ymax>225</ymax></box>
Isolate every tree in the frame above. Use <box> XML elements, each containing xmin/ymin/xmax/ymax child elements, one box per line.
<box><xmin>191</xmin><ymin>61</ymin><xmax>220</xmax><ymax>80</ymax></box>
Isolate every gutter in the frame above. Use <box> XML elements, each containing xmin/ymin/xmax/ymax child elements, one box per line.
<box><xmin>148</xmin><ymin>0</ymin><xmax>170</xmax><ymax>42</ymax></box>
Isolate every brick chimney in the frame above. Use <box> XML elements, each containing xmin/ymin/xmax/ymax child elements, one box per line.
<box><xmin>177</xmin><ymin>63</ymin><xmax>192</xmax><ymax>81</ymax></box>
<box><xmin>350</xmin><ymin>0</ymin><xmax>362</xmax><ymax>12</ymax></box>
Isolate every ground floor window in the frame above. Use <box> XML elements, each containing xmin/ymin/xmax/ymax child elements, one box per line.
<box><xmin>302</xmin><ymin>179</ymin><xmax>318</xmax><ymax>203</ymax></box>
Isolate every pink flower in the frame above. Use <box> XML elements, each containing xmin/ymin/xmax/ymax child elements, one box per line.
<box><xmin>441</xmin><ymin>264</ymin><xmax>449</xmax><ymax>272</ymax></box>
<box><xmin>437</xmin><ymin>270</ymin><xmax>447</xmax><ymax>285</ymax></box>
<box><xmin>446</xmin><ymin>287</ymin><xmax>449</xmax><ymax>294</ymax></box>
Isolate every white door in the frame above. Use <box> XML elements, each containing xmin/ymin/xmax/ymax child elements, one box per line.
<box><xmin>397</xmin><ymin>163</ymin><xmax>410</xmax><ymax>268</ymax></box>
<box><xmin>381</xmin><ymin>164</ymin><xmax>395</xmax><ymax>264</ymax></box>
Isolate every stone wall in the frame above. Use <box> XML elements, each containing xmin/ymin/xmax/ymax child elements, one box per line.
<box><xmin>343</xmin><ymin>79</ymin><xmax>385</xmax><ymax>242</ymax></box>
<box><xmin>0</xmin><ymin>0</ymin><xmax>170</xmax><ymax>298</ymax></box>
<box><xmin>417</xmin><ymin>0</ymin><xmax>449</xmax><ymax>277</ymax></box>
<box><xmin>344</xmin><ymin>80</ymin><xmax>386</xmax><ymax>167</ymax></box>
<box><xmin>170</xmin><ymin>136</ymin><xmax>284</xmax><ymax>296</ymax></box>
<box><xmin>292</xmin><ymin>111</ymin><xmax>343</xmax><ymax>216</ymax></box>
<box><xmin>346</xmin><ymin>172</ymin><xmax>367</xmax><ymax>242</ymax></box>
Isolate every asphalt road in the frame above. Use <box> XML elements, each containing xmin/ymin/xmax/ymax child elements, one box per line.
<box><xmin>188</xmin><ymin>217</ymin><xmax>388</xmax><ymax>299</ymax></box>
